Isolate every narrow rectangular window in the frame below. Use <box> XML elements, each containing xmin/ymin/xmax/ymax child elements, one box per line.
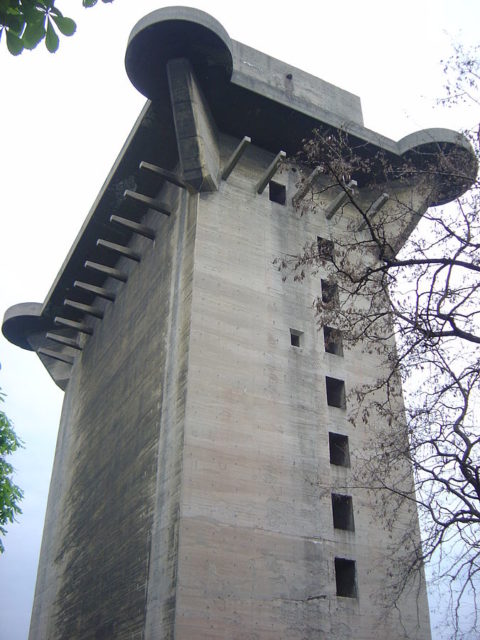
<box><xmin>332</xmin><ymin>494</ymin><xmax>355</xmax><ymax>531</ymax></box>
<box><xmin>317</xmin><ymin>236</ymin><xmax>334</xmax><ymax>261</ymax></box>
<box><xmin>321</xmin><ymin>279</ymin><xmax>338</xmax><ymax>306</ymax></box>
<box><xmin>323</xmin><ymin>326</ymin><xmax>343</xmax><ymax>356</ymax></box>
<box><xmin>329</xmin><ymin>432</ymin><xmax>350</xmax><ymax>467</ymax></box>
<box><xmin>326</xmin><ymin>376</ymin><xmax>346</xmax><ymax>409</ymax></box>
<box><xmin>335</xmin><ymin>558</ymin><xmax>357</xmax><ymax>598</ymax></box>
<box><xmin>269</xmin><ymin>180</ymin><xmax>286</xmax><ymax>205</ymax></box>
<box><xmin>290</xmin><ymin>328</ymin><xmax>303</xmax><ymax>347</ymax></box>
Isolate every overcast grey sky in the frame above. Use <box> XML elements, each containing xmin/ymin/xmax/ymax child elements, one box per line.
<box><xmin>1</xmin><ymin>1</ymin><xmax>479</xmax><ymax>638</ymax></box>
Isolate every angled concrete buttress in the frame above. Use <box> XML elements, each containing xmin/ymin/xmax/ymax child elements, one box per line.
<box><xmin>3</xmin><ymin>7</ymin><xmax>475</xmax><ymax>640</ymax></box>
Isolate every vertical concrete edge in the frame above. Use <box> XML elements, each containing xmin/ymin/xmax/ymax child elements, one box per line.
<box><xmin>143</xmin><ymin>190</ymin><xmax>198</xmax><ymax>638</ymax></box>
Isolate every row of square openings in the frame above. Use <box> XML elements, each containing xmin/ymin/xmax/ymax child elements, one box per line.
<box><xmin>290</xmin><ymin>326</ymin><xmax>343</xmax><ymax>356</ymax></box>
<box><xmin>286</xmin><ymin>236</ymin><xmax>356</xmax><ymax>595</ymax></box>
<box><xmin>331</xmin><ymin>436</ymin><xmax>356</xmax><ymax>598</ymax></box>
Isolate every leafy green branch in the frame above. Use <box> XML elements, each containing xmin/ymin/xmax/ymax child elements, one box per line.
<box><xmin>0</xmin><ymin>389</ymin><xmax>23</xmax><ymax>553</ymax></box>
<box><xmin>0</xmin><ymin>0</ymin><xmax>113</xmax><ymax>55</ymax></box>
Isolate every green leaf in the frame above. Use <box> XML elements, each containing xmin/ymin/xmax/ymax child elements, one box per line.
<box><xmin>45</xmin><ymin>16</ymin><xmax>58</xmax><ymax>52</ymax></box>
<box><xmin>51</xmin><ymin>14</ymin><xmax>75</xmax><ymax>37</ymax></box>
<box><xmin>4</xmin><ymin>11</ymin><xmax>25</xmax><ymax>34</ymax></box>
<box><xmin>2</xmin><ymin>4</ymin><xmax>21</xmax><ymax>16</ymax></box>
<box><xmin>6</xmin><ymin>28</ymin><xmax>23</xmax><ymax>55</ymax></box>
<box><xmin>22</xmin><ymin>17</ymin><xmax>46</xmax><ymax>49</ymax></box>
<box><xmin>83</xmin><ymin>0</ymin><xmax>98</xmax><ymax>7</ymax></box>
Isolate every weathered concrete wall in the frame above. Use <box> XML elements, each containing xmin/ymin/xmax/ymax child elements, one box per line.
<box><xmin>28</xmin><ymin>133</ymin><xmax>431</xmax><ymax>639</ymax></box>
<box><xmin>29</xmin><ymin>184</ymin><xmax>197</xmax><ymax>639</ymax></box>
<box><xmin>174</xmin><ymin>136</ymin><xmax>431</xmax><ymax>638</ymax></box>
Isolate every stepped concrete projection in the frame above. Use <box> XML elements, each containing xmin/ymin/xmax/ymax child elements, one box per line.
<box><xmin>3</xmin><ymin>7</ymin><xmax>475</xmax><ymax>640</ymax></box>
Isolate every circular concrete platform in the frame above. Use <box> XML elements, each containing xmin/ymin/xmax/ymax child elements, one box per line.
<box><xmin>125</xmin><ymin>6</ymin><xmax>233</xmax><ymax>100</ymax></box>
<box><xmin>2</xmin><ymin>302</ymin><xmax>50</xmax><ymax>351</ymax></box>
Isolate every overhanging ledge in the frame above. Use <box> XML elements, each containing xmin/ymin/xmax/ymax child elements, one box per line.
<box><xmin>2</xmin><ymin>302</ymin><xmax>52</xmax><ymax>351</ymax></box>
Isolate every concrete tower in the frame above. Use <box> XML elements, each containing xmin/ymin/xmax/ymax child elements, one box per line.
<box><xmin>3</xmin><ymin>8</ymin><xmax>473</xmax><ymax>639</ymax></box>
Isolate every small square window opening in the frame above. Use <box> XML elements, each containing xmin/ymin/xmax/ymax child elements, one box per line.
<box><xmin>335</xmin><ymin>557</ymin><xmax>357</xmax><ymax>598</ymax></box>
<box><xmin>324</xmin><ymin>326</ymin><xmax>343</xmax><ymax>356</ymax></box>
<box><xmin>321</xmin><ymin>279</ymin><xmax>338</xmax><ymax>307</ymax></box>
<box><xmin>317</xmin><ymin>236</ymin><xmax>334</xmax><ymax>261</ymax></box>
<box><xmin>269</xmin><ymin>181</ymin><xmax>286</xmax><ymax>205</ymax></box>
<box><xmin>326</xmin><ymin>376</ymin><xmax>346</xmax><ymax>409</ymax></box>
<box><xmin>332</xmin><ymin>494</ymin><xmax>355</xmax><ymax>531</ymax></box>
<box><xmin>290</xmin><ymin>329</ymin><xmax>303</xmax><ymax>347</ymax></box>
<box><xmin>329</xmin><ymin>433</ymin><xmax>350</xmax><ymax>467</ymax></box>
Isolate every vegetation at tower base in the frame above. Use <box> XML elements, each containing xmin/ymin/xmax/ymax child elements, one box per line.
<box><xmin>0</xmin><ymin>387</ymin><xmax>23</xmax><ymax>553</ymax></box>
<box><xmin>0</xmin><ymin>0</ymin><xmax>113</xmax><ymax>55</ymax></box>
<box><xmin>279</xmin><ymin>46</ymin><xmax>480</xmax><ymax>638</ymax></box>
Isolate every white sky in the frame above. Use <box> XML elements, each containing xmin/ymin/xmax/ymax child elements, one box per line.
<box><xmin>0</xmin><ymin>1</ymin><xmax>479</xmax><ymax>638</ymax></box>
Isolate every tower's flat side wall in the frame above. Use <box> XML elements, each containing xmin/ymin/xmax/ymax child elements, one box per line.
<box><xmin>29</xmin><ymin>187</ymin><xmax>197</xmax><ymax>640</ymax></box>
<box><xmin>175</xmin><ymin>139</ymin><xmax>431</xmax><ymax>639</ymax></box>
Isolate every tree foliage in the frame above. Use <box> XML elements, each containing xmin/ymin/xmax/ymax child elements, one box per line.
<box><xmin>279</xmin><ymin>46</ymin><xmax>480</xmax><ymax>637</ymax></box>
<box><xmin>0</xmin><ymin>0</ymin><xmax>113</xmax><ymax>55</ymax></box>
<box><xmin>0</xmin><ymin>388</ymin><xmax>23</xmax><ymax>553</ymax></box>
